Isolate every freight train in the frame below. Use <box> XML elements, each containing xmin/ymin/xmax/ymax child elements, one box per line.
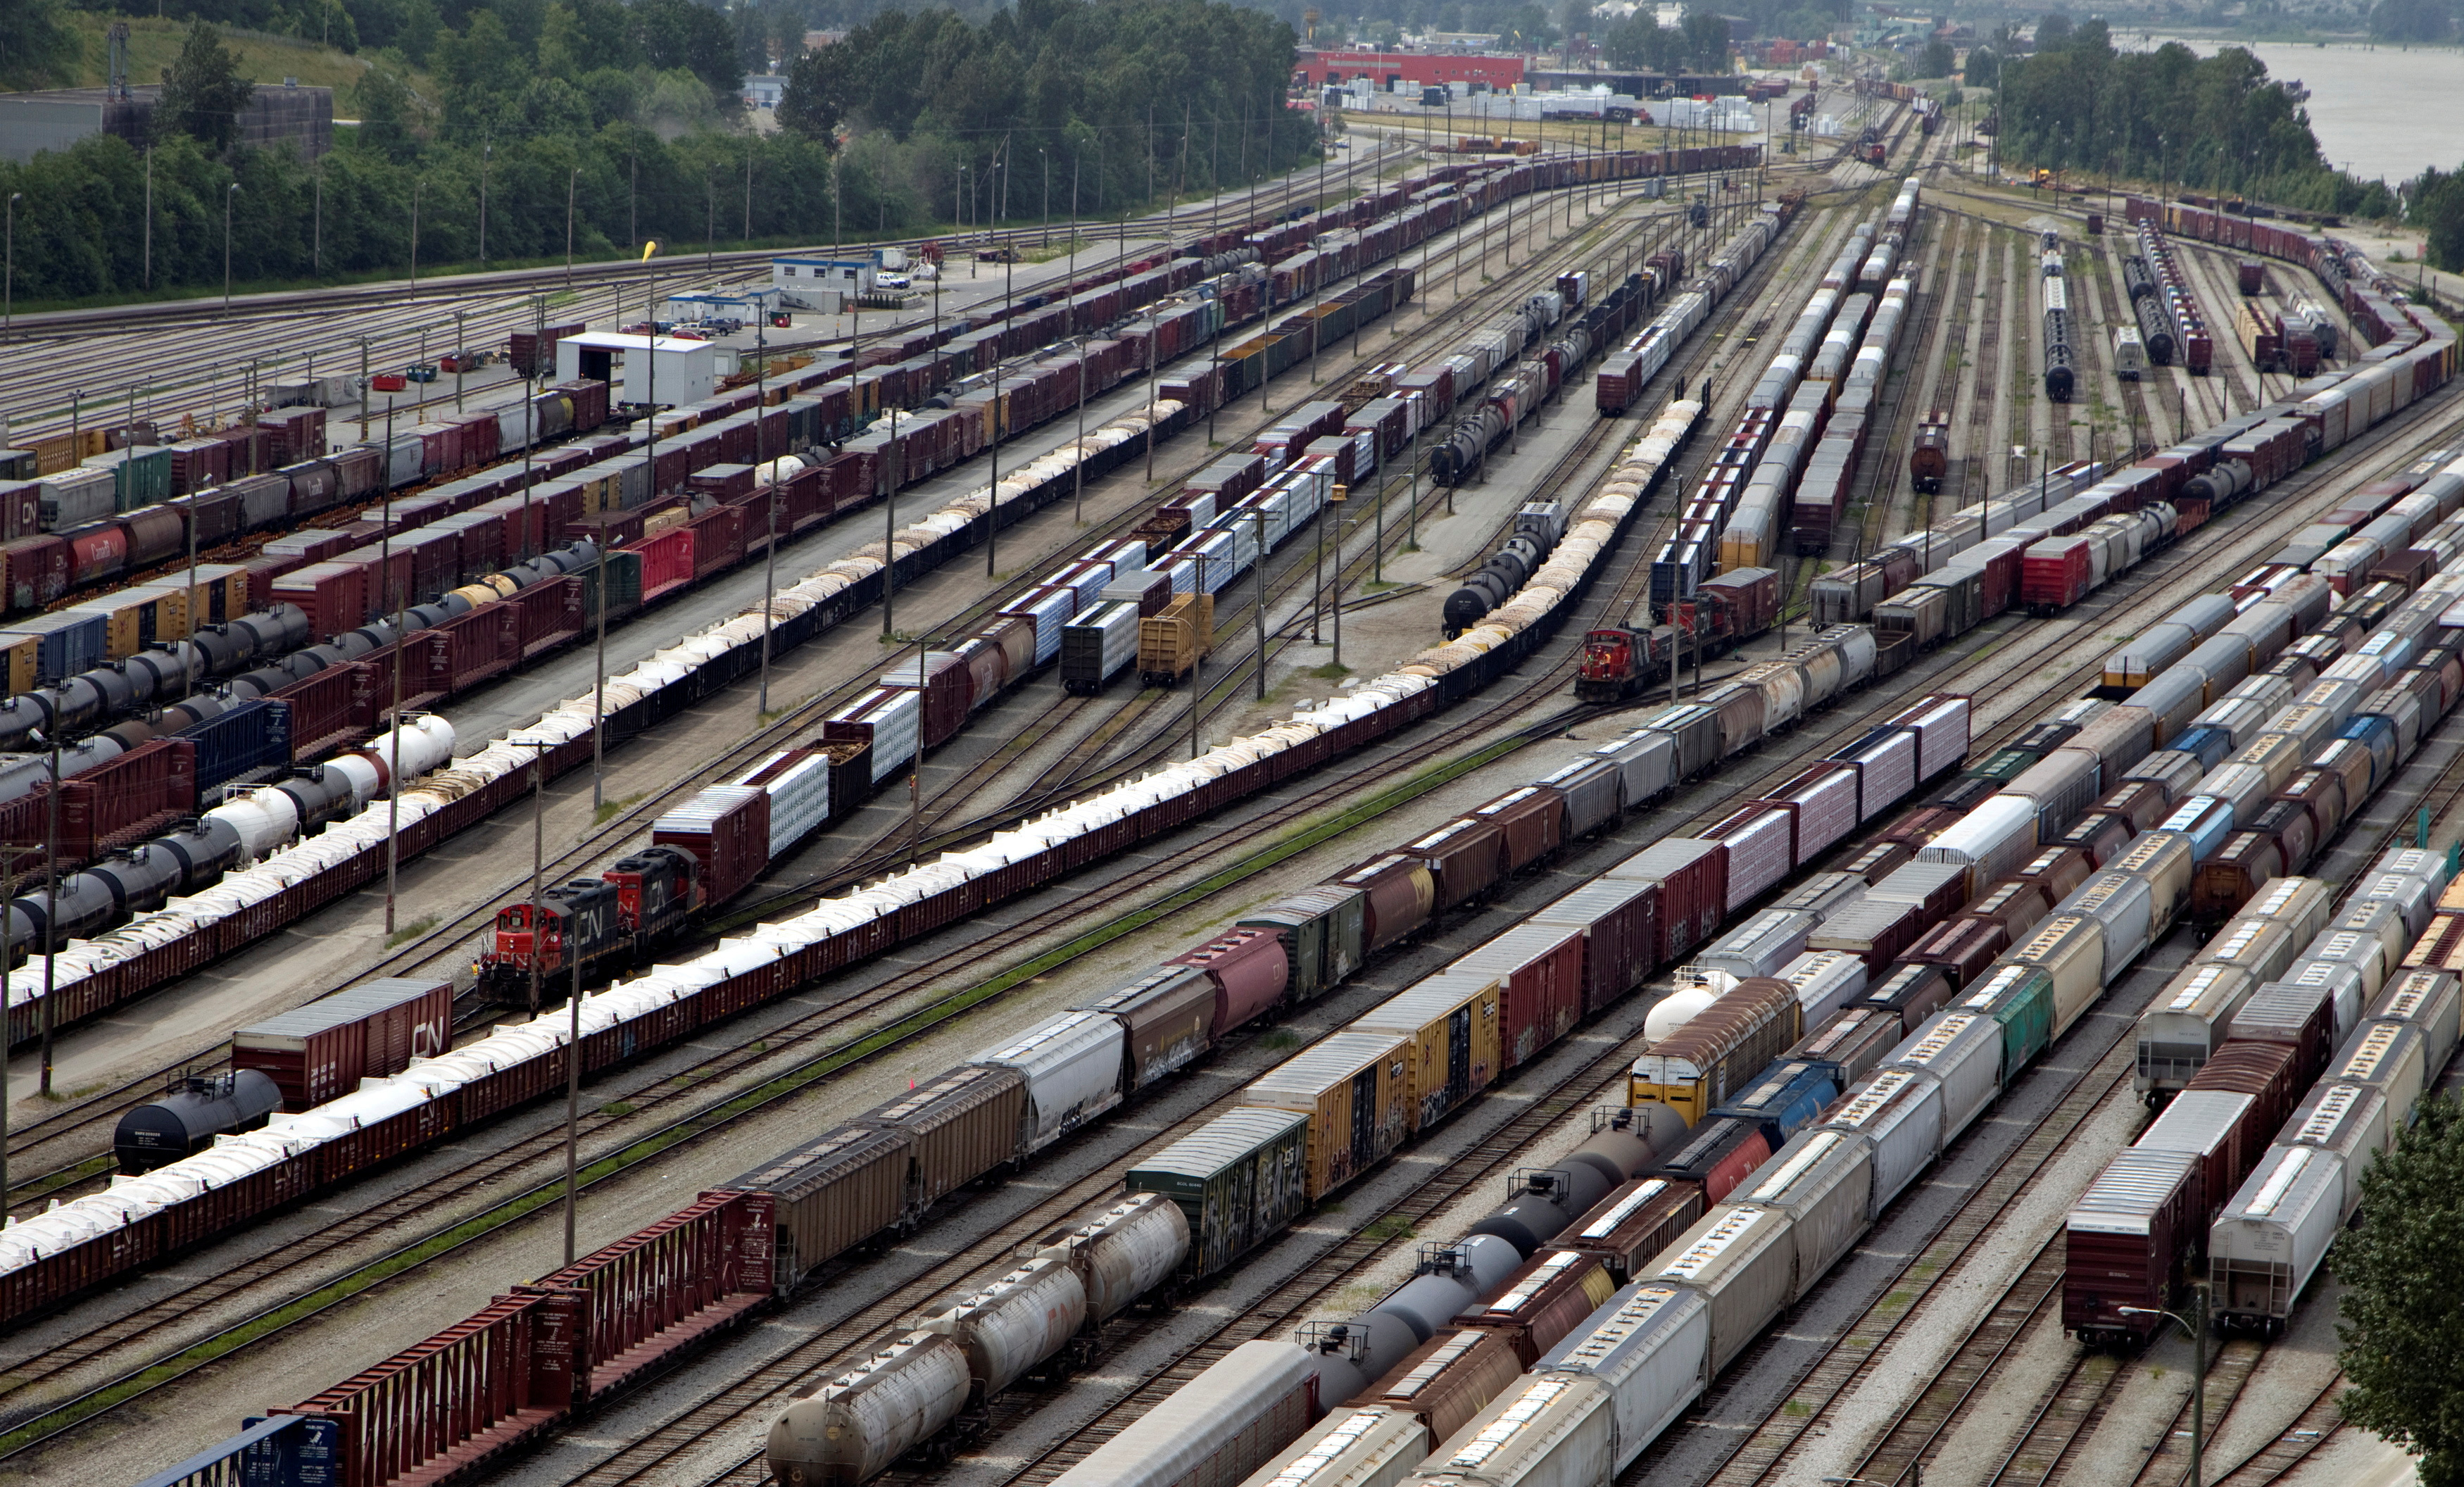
<box><xmin>0</xmin><ymin>243</ymin><xmax>1742</xmax><ymax>1329</ymax></box>
<box><xmin>1909</xmin><ymin>410</ymin><xmax>1950</xmax><ymax>493</ymax></box>
<box><xmin>1788</xmin><ymin>264</ymin><xmax>1917</xmax><ymax>555</ymax></box>
<box><xmin>2138</xmin><ymin>223</ymin><xmax>2215</xmax><ymax>375</ymax></box>
<box><xmin>2124</xmin><ymin>253</ymin><xmax>2180</xmax><ymax>365</ymax></box>
<box><xmin>2044</xmin><ymin>265</ymin><xmax>2077</xmax><ymax>403</ymax></box>
<box><xmin>1808</xmin><ymin>211</ymin><xmax>2460</xmax><ymax>648</ymax></box>
<box><xmin>1592</xmin><ymin>211</ymin><xmax>1780</xmax><ymax>417</ymax></box>
<box><xmin>1005</xmin><ymin>442</ymin><xmax>2464</xmax><ymax>1487</ymax></box>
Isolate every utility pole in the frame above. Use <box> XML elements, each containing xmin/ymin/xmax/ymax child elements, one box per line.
<box><xmin>758</xmin><ymin>313</ymin><xmax>779</xmax><ymax>717</ymax></box>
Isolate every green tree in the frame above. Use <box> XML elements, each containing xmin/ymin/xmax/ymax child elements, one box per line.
<box><xmin>1965</xmin><ymin>45</ymin><xmax>1998</xmax><ymax>86</ymax></box>
<box><xmin>1</xmin><ymin>0</ymin><xmax>86</xmax><ymax>89</ymax></box>
<box><xmin>2337</xmin><ymin>1095</ymin><xmax>2464</xmax><ymax>1487</ymax></box>
<box><xmin>1916</xmin><ymin>38</ymin><xmax>1954</xmax><ymax>77</ymax></box>
<box><xmin>1681</xmin><ymin>8</ymin><xmax>1729</xmax><ymax>68</ymax></box>
<box><xmin>352</xmin><ymin>56</ymin><xmax>423</xmax><ymax>160</ymax></box>
<box><xmin>157</xmin><ymin>20</ymin><xmax>258</xmax><ymax>153</ymax></box>
<box><xmin>2413</xmin><ymin>168</ymin><xmax>2464</xmax><ymax>272</ymax></box>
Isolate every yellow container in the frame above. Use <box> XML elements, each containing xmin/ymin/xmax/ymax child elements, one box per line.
<box><xmin>1347</xmin><ymin>973</ymin><xmax>1502</xmax><ymax>1131</ymax></box>
<box><xmin>0</xmin><ymin>634</ymin><xmax>37</xmax><ymax>694</ymax></box>
<box><xmin>1241</xmin><ymin>1030</ymin><xmax>1410</xmax><ymax>1198</ymax></box>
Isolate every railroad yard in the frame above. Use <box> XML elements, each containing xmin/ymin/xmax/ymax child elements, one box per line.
<box><xmin>0</xmin><ymin>72</ymin><xmax>2456</xmax><ymax>1487</ymax></box>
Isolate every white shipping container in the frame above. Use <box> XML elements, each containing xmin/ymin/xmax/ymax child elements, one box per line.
<box><xmin>736</xmin><ymin>751</ymin><xmax>830</xmax><ymax>860</ymax></box>
<box><xmin>1891</xmin><ymin>1010</ymin><xmax>2002</xmax><ymax>1142</ymax></box>
<box><xmin>1236</xmin><ymin>1407</ymin><xmax>1431</xmax><ymax>1487</ymax></box>
<box><xmin>1535</xmin><ymin>1284</ymin><xmax>1710</xmax><ymax>1472</ymax></box>
<box><xmin>1733</xmin><ymin>1129</ymin><xmax>1873</xmax><ymax>1288</ymax></box>
<box><xmin>1899</xmin><ymin>696</ymin><xmax>1971</xmax><ymax>779</ymax></box>
<box><xmin>1051</xmin><ymin>1340</ymin><xmax>1326</xmax><ymax>1487</ymax></box>
<box><xmin>2281</xmin><ymin>1082</ymin><xmax>2389</xmax><ymax>1217</ymax></box>
<box><xmin>1649</xmin><ymin>1205</ymin><xmax>1797</xmax><ymax>1374</ymax></box>
<box><xmin>2209</xmin><ymin>1144</ymin><xmax>2344</xmax><ymax>1326</ymax></box>
<box><xmin>1844</xmin><ymin>731</ymin><xmax>1916</xmax><ymax>820</ymax></box>
<box><xmin>1780</xmin><ymin>950</ymin><xmax>1869</xmax><ymax>1025</ymax></box>
<box><xmin>38</xmin><ymin>468</ymin><xmax>115</xmax><ymax>531</ymax></box>
<box><xmin>1007</xmin><ymin>587</ymin><xmax>1079</xmax><ymax>665</ymax></box>
<box><xmin>829</xmin><ymin>687</ymin><xmax>922</xmax><ymax>784</ymax></box>
<box><xmin>1411</xmin><ymin>1374</ymin><xmax>1615</xmax><ymax>1487</ymax></box>
<box><xmin>972</xmin><ymin>1010</ymin><xmax>1127</xmax><ymax>1153</ymax></box>
<box><xmin>1821</xmin><ymin>1066</ymin><xmax>1943</xmax><ymax>1215</ymax></box>
<box><xmin>1718</xmin><ymin>809</ymin><xmax>1794</xmax><ymax>912</ymax></box>
<box><xmin>1780</xmin><ymin>767</ymin><xmax>1859</xmax><ymax>859</ymax></box>
<box><xmin>1915</xmin><ymin>793</ymin><xmax>2039</xmax><ymax>895</ymax></box>
<box><xmin>1696</xmin><ymin>910</ymin><xmax>1818</xmax><ymax>983</ymax></box>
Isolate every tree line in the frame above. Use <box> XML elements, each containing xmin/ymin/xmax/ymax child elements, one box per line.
<box><xmin>1991</xmin><ymin>18</ymin><xmax>2395</xmax><ymax>218</ymax></box>
<box><xmin>775</xmin><ymin>0</ymin><xmax>1316</xmax><ymax>237</ymax></box>
<box><xmin>0</xmin><ymin>0</ymin><xmax>1312</xmax><ymax>306</ymax></box>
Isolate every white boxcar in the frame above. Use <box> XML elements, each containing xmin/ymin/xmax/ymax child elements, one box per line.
<box><xmin>1696</xmin><ymin>909</ymin><xmax>1819</xmax><ymax>983</ymax></box>
<box><xmin>1916</xmin><ymin>793</ymin><xmax>2040</xmax><ymax>896</ymax></box>
<box><xmin>2280</xmin><ymin>1081</ymin><xmax>2391</xmax><ymax>1218</ymax></box>
<box><xmin>972</xmin><ymin>1010</ymin><xmax>1126</xmax><ymax>1154</ymax></box>
<box><xmin>2370</xmin><ymin>970</ymin><xmax>2463</xmax><ymax>1074</ymax></box>
<box><xmin>1820</xmin><ymin>1066</ymin><xmax>1944</xmax><ymax>1215</ymax></box>
<box><xmin>2332</xmin><ymin>1021</ymin><xmax>2429</xmax><ymax>1122</ymax></box>
<box><xmin>1408</xmin><ymin>1374</ymin><xmax>1616</xmax><ymax>1487</ymax></box>
<box><xmin>1535</xmin><ymin>1283</ymin><xmax>1711</xmax><ymax>1470</ymax></box>
<box><xmin>1733</xmin><ymin>1129</ymin><xmax>1873</xmax><ymax>1289</ymax></box>
<box><xmin>1051</xmin><ymin>1340</ymin><xmax>1327</xmax><ymax>1487</ymax></box>
<box><xmin>1890</xmin><ymin>1010</ymin><xmax>2003</xmax><ymax>1142</ymax></box>
<box><xmin>1650</xmin><ymin>1205</ymin><xmax>1797</xmax><ymax>1373</ymax></box>
<box><xmin>1234</xmin><ymin>1406</ymin><xmax>1431</xmax><ymax>1487</ymax></box>
<box><xmin>1778</xmin><ymin>950</ymin><xmax>1870</xmax><ymax>1027</ymax></box>
<box><xmin>2210</xmin><ymin>1143</ymin><xmax>2345</xmax><ymax>1333</ymax></box>
<box><xmin>1593</xmin><ymin>730</ymin><xmax>1676</xmax><ymax>803</ymax></box>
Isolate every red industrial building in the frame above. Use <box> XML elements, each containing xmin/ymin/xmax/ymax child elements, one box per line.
<box><xmin>1293</xmin><ymin>49</ymin><xmax>1528</xmax><ymax>92</ymax></box>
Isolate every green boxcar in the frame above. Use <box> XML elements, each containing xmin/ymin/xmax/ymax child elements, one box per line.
<box><xmin>579</xmin><ymin>548</ymin><xmax>645</xmax><ymax>620</ymax></box>
<box><xmin>1238</xmin><ymin>885</ymin><xmax>1368</xmax><ymax>1001</ymax></box>
<box><xmin>1959</xmin><ymin>963</ymin><xmax>2054</xmax><ymax>1082</ymax></box>
<box><xmin>94</xmin><ymin>447</ymin><xmax>175</xmax><ymax>512</ymax></box>
<box><xmin>1127</xmin><ymin>1106</ymin><xmax>1310</xmax><ymax>1280</ymax></box>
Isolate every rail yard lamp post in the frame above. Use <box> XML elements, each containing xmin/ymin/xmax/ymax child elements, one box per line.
<box><xmin>28</xmin><ymin>727</ymin><xmax>58</xmax><ymax>1094</ymax></box>
<box><xmin>224</xmin><ymin>182</ymin><xmax>240</xmax><ymax>317</ymax></box>
<box><xmin>2119</xmin><ymin>1295</ymin><xmax>2208</xmax><ymax>1487</ymax></box>
<box><xmin>410</xmin><ymin>178</ymin><xmax>422</xmax><ymax>285</ymax></box>
<box><xmin>1040</xmin><ymin>147</ymin><xmax>1051</xmax><ymax>248</ymax></box>
<box><xmin>758</xmin><ymin>313</ymin><xmax>779</xmax><ymax>719</ymax></box>
<box><xmin>566</xmin><ymin>168</ymin><xmax>580</xmax><ymax>287</ymax></box>
<box><xmin>5</xmin><ymin>191</ymin><xmax>20</xmax><ymax>344</ymax></box>
<box><xmin>480</xmin><ymin>142</ymin><xmax>492</xmax><ymax>267</ymax></box>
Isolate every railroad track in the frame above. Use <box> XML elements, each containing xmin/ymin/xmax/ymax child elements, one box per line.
<box><xmin>0</xmin><ymin>168</ymin><xmax>1678</xmax><ymax>1205</ymax></box>
<box><xmin>0</xmin><ymin>174</ymin><xmax>1733</xmax><ymax>1460</ymax></box>
<box><xmin>668</xmin><ymin>370</ymin><xmax>2464</xmax><ymax>1487</ymax></box>
<box><xmin>2093</xmin><ymin>237</ymin><xmax>2160</xmax><ymax>456</ymax></box>
<box><xmin>1961</xmin><ymin>227</ymin><xmax>2010</xmax><ymax>506</ymax></box>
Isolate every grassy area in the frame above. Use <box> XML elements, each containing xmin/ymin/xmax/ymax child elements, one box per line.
<box><xmin>57</xmin><ymin>15</ymin><xmax>422</xmax><ymax>102</ymax></box>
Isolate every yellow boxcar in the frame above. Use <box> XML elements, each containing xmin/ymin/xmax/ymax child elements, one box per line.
<box><xmin>1628</xmin><ymin>978</ymin><xmax>1802</xmax><ymax>1124</ymax></box>
<box><xmin>1348</xmin><ymin>974</ymin><xmax>1502</xmax><ymax>1131</ymax></box>
<box><xmin>0</xmin><ymin>634</ymin><xmax>36</xmax><ymax>694</ymax></box>
<box><xmin>1242</xmin><ymin>1029</ymin><xmax>1411</xmax><ymax>1198</ymax></box>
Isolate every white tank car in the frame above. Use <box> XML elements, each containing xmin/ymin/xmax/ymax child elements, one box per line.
<box><xmin>919</xmin><ymin>1255</ymin><xmax>1089</xmax><ymax>1396</ymax></box>
<box><xmin>769</xmin><ymin>1331</ymin><xmax>972</xmax><ymax>1487</ymax></box>
<box><xmin>1032</xmin><ymin>1192</ymin><xmax>1191</xmax><ymax>1324</ymax></box>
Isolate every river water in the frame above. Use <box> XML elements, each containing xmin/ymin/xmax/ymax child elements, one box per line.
<box><xmin>2138</xmin><ymin>36</ymin><xmax>2464</xmax><ymax>187</ymax></box>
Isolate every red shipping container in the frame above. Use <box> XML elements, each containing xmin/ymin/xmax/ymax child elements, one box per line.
<box><xmin>1611</xmin><ymin>839</ymin><xmax>1728</xmax><ymax>964</ymax></box>
<box><xmin>272</xmin><ymin>661</ymin><xmax>377</xmax><ymax>755</ymax></box>
<box><xmin>1452</xmin><ymin>922</ymin><xmax>1584</xmax><ymax>1067</ymax></box>
<box><xmin>631</xmin><ymin>527</ymin><xmax>696</xmax><ymax>601</ymax></box>
<box><xmin>272</xmin><ymin>561</ymin><xmax>372</xmax><ymax>636</ymax></box>
<box><xmin>689</xmin><ymin>464</ymin><xmax>757</xmax><ymax>502</ymax></box>
<box><xmin>57</xmin><ymin>736</ymin><xmax>196</xmax><ymax>862</ymax></box>
<box><xmin>653</xmin><ymin>786</ymin><xmax>772</xmax><ymax>908</ymax></box>
<box><xmin>399</xmin><ymin>528</ymin><xmax>463</xmax><ymax>602</ymax></box>
<box><xmin>168</xmin><ymin>438</ymin><xmax>230</xmax><ymax>496</ymax></box>
<box><xmin>1169</xmin><ymin>927</ymin><xmax>1290</xmax><ymax>1031</ymax></box>
<box><xmin>686</xmin><ymin>504</ymin><xmax>746</xmax><ymax>579</ymax></box>
<box><xmin>339</xmin><ymin>545</ymin><xmax>416</xmax><ymax>620</ymax></box>
<box><xmin>423</xmin><ymin>605</ymin><xmax>520</xmax><ymax>696</ymax></box>
<box><xmin>651</xmin><ymin>444</ymin><xmax>690</xmax><ymax>494</ymax></box>
<box><xmin>451</xmin><ymin>412</ymin><xmax>500</xmax><ymax>465</ymax></box>
<box><xmin>512</xmin><ymin>576</ymin><xmax>586</xmax><ymax>655</ymax></box>
<box><xmin>230</xmin><ymin>976</ymin><xmax>454</xmax><ymax>1110</ymax></box>
<box><xmin>263</xmin><ymin>529</ymin><xmax>354</xmax><ymax>565</ymax></box>
<box><xmin>2</xmin><ymin>536</ymin><xmax>69</xmax><ymax>611</ymax></box>
<box><xmin>2021</xmin><ymin>538</ymin><xmax>2095</xmax><ymax>614</ymax></box>
<box><xmin>880</xmin><ymin>651</ymin><xmax>972</xmax><ymax>747</ymax></box>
